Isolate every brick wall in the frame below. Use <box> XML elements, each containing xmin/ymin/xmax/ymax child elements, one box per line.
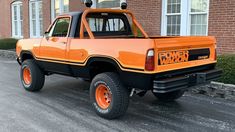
<box><xmin>22</xmin><ymin>1</ymin><xmax>29</xmax><ymax>38</ymax></box>
<box><xmin>0</xmin><ymin>0</ymin><xmax>51</xmax><ymax>38</ymax></box>
<box><xmin>0</xmin><ymin>0</ymin><xmax>12</xmax><ymax>38</ymax></box>
<box><xmin>68</xmin><ymin>0</ymin><xmax>162</xmax><ymax>36</ymax></box>
<box><xmin>69</xmin><ymin>0</ymin><xmax>162</xmax><ymax>36</ymax></box>
<box><xmin>42</xmin><ymin>0</ymin><xmax>51</xmax><ymax>33</ymax></box>
<box><xmin>127</xmin><ymin>0</ymin><xmax>161</xmax><ymax>36</ymax></box>
<box><xmin>208</xmin><ymin>0</ymin><xmax>235</xmax><ymax>54</ymax></box>
<box><xmin>70</xmin><ymin>0</ymin><xmax>86</xmax><ymax>11</ymax></box>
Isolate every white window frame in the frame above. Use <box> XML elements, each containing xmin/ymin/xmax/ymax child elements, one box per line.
<box><xmin>187</xmin><ymin>0</ymin><xmax>210</xmax><ymax>36</ymax></box>
<box><xmin>91</xmin><ymin>0</ymin><xmax>96</xmax><ymax>8</ymax></box>
<box><xmin>11</xmin><ymin>1</ymin><xmax>23</xmax><ymax>38</ymax></box>
<box><xmin>29</xmin><ymin>0</ymin><xmax>43</xmax><ymax>38</ymax></box>
<box><xmin>51</xmin><ymin>0</ymin><xmax>69</xmax><ymax>21</ymax></box>
<box><xmin>161</xmin><ymin>0</ymin><xmax>209</xmax><ymax>36</ymax></box>
<box><xmin>92</xmin><ymin>0</ymin><xmax>125</xmax><ymax>9</ymax></box>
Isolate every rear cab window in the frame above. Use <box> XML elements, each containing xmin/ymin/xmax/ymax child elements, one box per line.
<box><xmin>83</xmin><ymin>13</ymin><xmax>132</xmax><ymax>37</ymax></box>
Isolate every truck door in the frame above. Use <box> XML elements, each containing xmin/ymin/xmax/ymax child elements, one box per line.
<box><xmin>40</xmin><ymin>17</ymin><xmax>70</xmax><ymax>61</ymax></box>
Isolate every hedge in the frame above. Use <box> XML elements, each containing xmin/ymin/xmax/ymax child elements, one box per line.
<box><xmin>216</xmin><ymin>54</ymin><xmax>235</xmax><ymax>85</ymax></box>
<box><xmin>0</xmin><ymin>38</ymin><xmax>18</xmax><ymax>50</ymax></box>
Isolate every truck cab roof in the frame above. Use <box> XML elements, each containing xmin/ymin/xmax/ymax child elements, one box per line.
<box><xmin>59</xmin><ymin>12</ymin><xmax>82</xmax><ymax>17</ymax></box>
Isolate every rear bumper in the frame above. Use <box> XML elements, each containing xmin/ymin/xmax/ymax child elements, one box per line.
<box><xmin>153</xmin><ymin>69</ymin><xmax>222</xmax><ymax>93</ymax></box>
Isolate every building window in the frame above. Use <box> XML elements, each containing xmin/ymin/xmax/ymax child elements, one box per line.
<box><xmin>161</xmin><ymin>0</ymin><xmax>209</xmax><ymax>36</ymax></box>
<box><xmin>51</xmin><ymin>0</ymin><xmax>69</xmax><ymax>20</ymax></box>
<box><xmin>92</xmin><ymin>0</ymin><xmax>121</xmax><ymax>9</ymax></box>
<box><xmin>29</xmin><ymin>0</ymin><xmax>43</xmax><ymax>38</ymax></box>
<box><xmin>97</xmin><ymin>0</ymin><xmax>120</xmax><ymax>8</ymax></box>
<box><xmin>190</xmin><ymin>0</ymin><xmax>209</xmax><ymax>36</ymax></box>
<box><xmin>166</xmin><ymin>0</ymin><xmax>181</xmax><ymax>36</ymax></box>
<box><xmin>11</xmin><ymin>1</ymin><xmax>23</xmax><ymax>38</ymax></box>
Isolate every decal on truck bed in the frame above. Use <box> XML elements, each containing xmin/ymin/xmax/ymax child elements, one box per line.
<box><xmin>158</xmin><ymin>48</ymin><xmax>210</xmax><ymax>65</ymax></box>
<box><xmin>159</xmin><ymin>50</ymin><xmax>189</xmax><ymax>65</ymax></box>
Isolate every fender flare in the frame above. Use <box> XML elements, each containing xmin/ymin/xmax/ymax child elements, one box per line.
<box><xmin>19</xmin><ymin>51</ymin><xmax>35</xmax><ymax>64</ymax></box>
<box><xmin>86</xmin><ymin>57</ymin><xmax>122</xmax><ymax>72</ymax></box>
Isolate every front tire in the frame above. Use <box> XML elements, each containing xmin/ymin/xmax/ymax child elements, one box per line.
<box><xmin>90</xmin><ymin>72</ymin><xmax>129</xmax><ymax>119</ymax></box>
<box><xmin>20</xmin><ymin>59</ymin><xmax>45</xmax><ymax>92</ymax></box>
<box><xmin>152</xmin><ymin>90</ymin><xmax>185</xmax><ymax>102</ymax></box>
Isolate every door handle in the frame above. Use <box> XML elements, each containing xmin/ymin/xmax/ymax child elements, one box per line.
<box><xmin>49</xmin><ymin>37</ymin><xmax>58</xmax><ymax>42</ymax></box>
<box><xmin>60</xmin><ymin>42</ymin><xmax>67</xmax><ymax>45</ymax></box>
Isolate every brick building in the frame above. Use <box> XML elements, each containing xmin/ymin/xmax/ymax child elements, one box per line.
<box><xmin>0</xmin><ymin>0</ymin><xmax>234</xmax><ymax>54</ymax></box>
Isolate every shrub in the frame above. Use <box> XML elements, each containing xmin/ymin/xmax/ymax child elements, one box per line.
<box><xmin>216</xmin><ymin>54</ymin><xmax>235</xmax><ymax>84</ymax></box>
<box><xmin>0</xmin><ymin>38</ymin><xmax>18</xmax><ymax>50</ymax></box>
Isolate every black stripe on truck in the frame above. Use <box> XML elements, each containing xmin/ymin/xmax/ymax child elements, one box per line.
<box><xmin>188</xmin><ymin>48</ymin><xmax>210</xmax><ymax>61</ymax></box>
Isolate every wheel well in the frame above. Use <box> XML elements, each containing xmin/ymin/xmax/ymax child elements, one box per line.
<box><xmin>21</xmin><ymin>53</ymin><xmax>34</xmax><ymax>62</ymax></box>
<box><xmin>88</xmin><ymin>61</ymin><xmax>119</xmax><ymax>79</ymax></box>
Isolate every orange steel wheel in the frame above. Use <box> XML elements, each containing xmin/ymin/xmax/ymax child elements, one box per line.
<box><xmin>23</xmin><ymin>67</ymin><xmax>31</xmax><ymax>85</ymax></box>
<box><xmin>95</xmin><ymin>84</ymin><xmax>112</xmax><ymax>109</ymax></box>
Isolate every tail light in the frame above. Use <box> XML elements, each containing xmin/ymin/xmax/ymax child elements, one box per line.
<box><xmin>145</xmin><ymin>49</ymin><xmax>155</xmax><ymax>71</ymax></box>
<box><xmin>214</xmin><ymin>50</ymin><xmax>217</xmax><ymax>60</ymax></box>
<box><xmin>214</xmin><ymin>44</ymin><xmax>217</xmax><ymax>60</ymax></box>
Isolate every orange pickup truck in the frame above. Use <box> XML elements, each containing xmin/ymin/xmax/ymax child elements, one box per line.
<box><xmin>16</xmin><ymin>8</ymin><xmax>222</xmax><ymax>119</ymax></box>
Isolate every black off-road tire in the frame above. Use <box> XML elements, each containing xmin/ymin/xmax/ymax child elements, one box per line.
<box><xmin>90</xmin><ymin>72</ymin><xmax>129</xmax><ymax>119</ymax></box>
<box><xmin>20</xmin><ymin>59</ymin><xmax>45</xmax><ymax>92</ymax></box>
<box><xmin>152</xmin><ymin>90</ymin><xmax>185</xmax><ymax>102</ymax></box>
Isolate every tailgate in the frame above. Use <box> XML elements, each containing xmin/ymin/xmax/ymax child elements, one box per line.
<box><xmin>153</xmin><ymin>36</ymin><xmax>217</xmax><ymax>73</ymax></box>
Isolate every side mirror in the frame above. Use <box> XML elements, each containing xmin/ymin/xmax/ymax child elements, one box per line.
<box><xmin>44</xmin><ymin>31</ymin><xmax>49</xmax><ymax>40</ymax></box>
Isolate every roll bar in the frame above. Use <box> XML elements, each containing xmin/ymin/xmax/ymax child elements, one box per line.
<box><xmin>80</xmin><ymin>9</ymin><xmax>149</xmax><ymax>39</ymax></box>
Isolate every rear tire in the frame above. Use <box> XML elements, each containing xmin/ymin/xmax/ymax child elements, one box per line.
<box><xmin>152</xmin><ymin>90</ymin><xmax>185</xmax><ymax>102</ymax></box>
<box><xmin>20</xmin><ymin>59</ymin><xmax>45</xmax><ymax>92</ymax></box>
<box><xmin>90</xmin><ymin>72</ymin><xmax>129</xmax><ymax>119</ymax></box>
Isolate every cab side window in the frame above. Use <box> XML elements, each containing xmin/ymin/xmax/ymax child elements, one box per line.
<box><xmin>49</xmin><ymin>17</ymin><xmax>70</xmax><ymax>37</ymax></box>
